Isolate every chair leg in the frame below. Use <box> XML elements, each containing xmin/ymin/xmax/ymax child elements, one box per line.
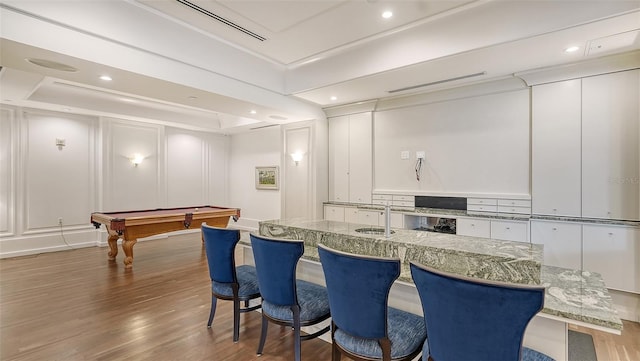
<box><xmin>207</xmin><ymin>296</ymin><xmax>217</xmax><ymax>328</ymax></box>
<box><xmin>244</xmin><ymin>299</ymin><xmax>249</xmax><ymax>307</ymax></box>
<box><xmin>233</xmin><ymin>298</ymin><xmax>240</xmax><ymax>343</ymax></box>
<box><xmin>257</xmin><ymin>314</ymin><xmax>269</xmax><ymax>356</ymax></box>
<box><xmin>332</xmin><ymin>342</ymin><xmax>341</xmax><ymax>361</ymax></box>
<box><xmin>292</xmin><ymin>306</ymin><xmax>302</xmax><ymax>361</ymax></box>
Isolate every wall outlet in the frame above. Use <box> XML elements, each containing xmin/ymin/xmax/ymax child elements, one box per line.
<box><xmin>416</xmin><ymin>151</ymin><xmax>426</xmax><ymax>159</ymax></box>
<box><xmin>400</xmin><ymin>150</ymin><xmax>410</xmax><ymax>160</ymax></box>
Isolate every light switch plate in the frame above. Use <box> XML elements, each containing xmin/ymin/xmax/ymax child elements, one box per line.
<box><xmin>400</xmin><ymin>151</ymin><xmax>410</xmax><ymax>160</ymax></box>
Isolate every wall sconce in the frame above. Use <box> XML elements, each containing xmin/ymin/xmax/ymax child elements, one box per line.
<box><xmin>130</xmin><ymin>153</ymin><xmax>144</xmax><ymax>167</ymax></box>
<box><xmin>291</xmin><ymin>152</ymin><xmax>304</xmax><ymax>166</ymax></box>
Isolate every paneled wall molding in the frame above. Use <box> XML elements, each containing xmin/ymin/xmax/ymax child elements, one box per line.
<box><xmin>0</xmin><ymin>107</ymin><xmax>17</xmax><ymax>237</ymax></box>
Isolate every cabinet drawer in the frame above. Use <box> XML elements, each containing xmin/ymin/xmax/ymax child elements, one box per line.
<box><xmin>324</xmin><ymin>206</ymin><xmax>345</xmax><ymax>222</ymax></box>
<box><xmin>372</xmin><ymin>199</ymin><xmax>390</xmax><ymax>206</ymax></box>
<box><xmin>498</xmin><ymin>199</ymin><xmax>531</xmax><ymax>207</ymax></box>
<box><xmin>467</xmin><ymin>204</ymin><xmax>498</xmax><ymax>212</ymax></box>
<box><xmin>393</xmin><ymin>195</ymin><xmax>414</xmax><ymax>202</ymax></box>
<box><xmin>491</xmin><ymin>220</ymin><xmax>528</xmax><ymax>243</ymax></box>
<box><xmin>457</xmin><ymin>218</ymin><xmax>491</xmax><ymax>238</ymax></box>
<box><xmin>497</xmin><ymin>206</ymin><xmax>531</xmax><ymax>214</ymax></box>
<box><xmin>468</xmin><ymin>198</ymin><xmax>498</xmax><ymax>206</ymax></box>
<box><xmin>393</xmin><ymin>200</ymin><xmax>414</xmax><ymax>207</ymax></box>
<box><xmin>372</xmin><ymin>194</ymin><xmax>393</xmax><ymax>201</ymax></box>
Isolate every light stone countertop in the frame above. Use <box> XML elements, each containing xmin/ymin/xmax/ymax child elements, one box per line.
<box><xmin>247</xmin><ymin>219</ymin><xmax>623</xmax><ymax>333</ymax></box>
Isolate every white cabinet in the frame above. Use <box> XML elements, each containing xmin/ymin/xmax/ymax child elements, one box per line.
<box><xmin>582</xmin><ymin>70</ymin><xmax>640</xmax><ymax>221</ymax></box>
<box><xmin>530</xmin><ymin>221</ymin><xmax>582</xmax><ymax>270</ymax></box>
<box><xmin>357</xmin><ymin>210</ymin><xmax>381</xmax><ymax>226</ymax></box>
<box><xmin>531</xmin><ymin>79</ymin><xmax>582</xmax><ymax>217</ymax></box>
<box><xmin>583</xmin><ymin>224</ymin><xmax>640</xmax><ymax>294</ymax></box>
<box><xmin>324</xmin><ymin>205</ymin><xmax>345</xmax><ymax>222</ymax></box>
<box><xmin>328</xmin><ymin>116</ymin><xmax>349</xmax><ymax>202</ymax></box>
<box><xmin>328</xmin><ymin>112</ymin><xmax>372</xmax><ymax>204</ymax></box>
<box><xmin>345</xmin><ymin>207</ymin><xmax>359</xmax><ymax>223</ymax></box>
<box><xmin>457</xmin><ymin>217</ymin><xmax>491</xmax><ymax>238</ymax></box>
<box><xmin>356</xmin><ymin>209</ymin><xmax>404</xmax><ymax>228</ymax></box>
<box><xmin>457</xmin><ymin>217</ymin><xmax>527</xmax><ymax>242</ymax></box>
<box><xmin>531</xmin><ymin>70</ymin><xmax>639</xmax><ymax>221</ymax></box>
<box><xmin>491</xmin><ymin>220</ymin><xmax>529</xmax><ymax>243</ymax></box>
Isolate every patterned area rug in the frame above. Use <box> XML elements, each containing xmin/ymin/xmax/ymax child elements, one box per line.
<box><xmin>568</xmin><ymin>330</ymin><xmax>597</xmax><ymax>361</ymax></box>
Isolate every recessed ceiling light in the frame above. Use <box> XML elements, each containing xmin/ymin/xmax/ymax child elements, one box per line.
<box><xmin>250</xmin><ymin>110</ymin><xmax>257</xmax><ymax>114</ymax></box>
<box><xmin>330</xmin><ymin>96</ymin><xmax>337</xmax><ymax>101</ymax></box>
<box><xmin>99</xmin><ymin>75</ymin><xmax>112</xmax><ymax>81</ymax></box>
<box><xmin>382</xmin><ymin>11</ymin><xmax>393</xmax><ymax>19</ymax></box>
<box><xmin>564</xmin><ymin>46</ymin><xmax>580</xmax><ymax>53</ymax></box>
<box><xmin>25</xmin><ymin>58</ymin><xmax>77</xmax><ymax>72</ymax></box>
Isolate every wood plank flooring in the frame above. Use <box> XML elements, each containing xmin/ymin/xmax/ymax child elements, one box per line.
<box><xmin>1</xmin><ymin>233</ymin><xmax>638</xmax><ymax>361</ymax></box>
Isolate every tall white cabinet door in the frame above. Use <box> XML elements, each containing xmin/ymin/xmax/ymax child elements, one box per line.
<box><xmin>329</xmin><ymin>116</ymin><xmax>349</xmax><ymax>202</ymax></box>
<box><xmin>582</xmin><ymin>70</ymin><xmax>640</xmax><ymax>221</ymax></box>
<box><xmin>348</xmin><ymin>112</ymin><xmax>372</xmax><ymax>204</ymax></box>
<box><xmin>531</xmin><ymin>79</ymin><xmax>582</xmax><ymax>217</ymax></box>
<box><xmin>583</xmin><ymin>224</ymin><xmax>639</xmax><ymax>294</ymax></box>
<box><xmin>530</xmin><ymin>221</ymin><xmax>582</xmax><ymax>270</ymax></box>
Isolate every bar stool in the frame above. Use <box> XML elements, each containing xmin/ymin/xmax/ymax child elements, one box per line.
<box><xmin>202</xmin><ymin>224</ymin><xmax>261</xmax><ymax>342</ymax></box>
<box><xmin>410</xmin><ymin>262</ymin><xmax>555</xmax><ymax>361</ymax></box>
<box><xmin>318</xmin><ymin>244</ymin><xmax>427</xmax><ymax>361</ymax></box>
<box><xmin>249</xmin><ymin>234</ymin><xmax>331</xmax><ymax>361</ymax></box>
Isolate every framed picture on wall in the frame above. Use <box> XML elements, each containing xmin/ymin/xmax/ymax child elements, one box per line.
<box><xmin>255</xmin><ymin>166</ymin><xmax>279</xmax><ymax>190</ymax></box>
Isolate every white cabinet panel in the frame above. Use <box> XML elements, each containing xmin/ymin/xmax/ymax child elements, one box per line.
<box><xmin>345</xmin><ymin>207</ymin><xmax>359</xmax><ymax>223</ymax></box>
<box><xmin>530</xmin><ymin>221</ymin><xmax>582</xmax><ymax>269</ymax></box>
<box><xmin>583</xmin><ymin>224</ymin><xmax>640</xmax><ymax>293</ymax></box>
<box><xmin>582</xmin><ymin>70</ymin><xmax>639</xmax><ymax>221</ymax></box>
<box><xmin>357</xmin><ymin>210</ymin><xmax>381</xmax><ymax>226</ymax></box>
<box><xmin>324</xmin><ymin>205</ymin><xmax>345</xmax><ymax>222</ymax></box>
<box><xmin>491</xmin><ymin>220</ymin><xmax>529</xmax><ymax>243</ymax></box>
<box><xmin>349</xmin><ymin>113</ymin><xmax>373</xmax><ymax>204</ymax></box>
<box><xmin>328</xmin><ymin>116</ymin><xmax>349</xmax><ymax>202</ymax></box>
<box><xmin>390</xmin><ymin>212</ymin><xmax>404</xmax><ymax>228</ymax></box>
<box><xmin>328</xmin><ymin>113</ymin><xmax>372</xmax><ymax>204</ymax></box>
<box><xmin>532</xmin><ymin>79</ymin><xmax>582</xmax><ymax>217</ymax></box>
<box><xmin>456</xmin><ymin>218</ymin><xmax>491</xmax><ymax>238</ymax></box>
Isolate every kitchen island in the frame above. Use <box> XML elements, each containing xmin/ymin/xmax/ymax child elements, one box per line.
<box><xmin>239</xmin><ymin>219</ymin><xmax>622</xmax><ymax>361</ymax></box>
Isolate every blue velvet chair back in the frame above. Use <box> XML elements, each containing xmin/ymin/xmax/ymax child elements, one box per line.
<box><xmin>318</xmin><ymin>244</ymin><xmax>400</xmax><ymax>339</ymax></box>
<box><xmin>249</xmin><ymin>234</ymin><xmax>304</xmax><ymax>306</ymax></box>
<box><xmin>410</xmin><ymin>262</ymin><xmax>545</xmax><ymax>361</ymax></box>
<box><xmin>202</xmin><ymin>225</ymin><xmax>240</xmax><ymax>284</ymax></box>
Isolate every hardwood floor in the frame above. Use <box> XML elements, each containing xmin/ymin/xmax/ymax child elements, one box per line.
<box><xmin>1</xmin><ymin>233</ymin><xmax>638</xmax><ymax>361</ymax></box>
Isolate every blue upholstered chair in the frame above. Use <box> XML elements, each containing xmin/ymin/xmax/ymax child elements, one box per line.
<box><xmin>202</xmin><ymin>224</ymin><xmax>261</xmax><ymax>342</ymax></box>
<box><xmin>318</xmin><ymin>244</ymin><xmax>427</xmax><ymax>361</ymax></box>
<box><xmin>249</xmin><ymin>234</ymin><xmax>331</xmax><ymax>361</ymax></box>
<box><xmin>409</xmin><ymin>262</ymin><xmax>555</xmax><ymax>361</ymax></box>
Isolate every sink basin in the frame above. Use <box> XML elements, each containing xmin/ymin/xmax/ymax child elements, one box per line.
<box><xmin>355</xmin><ymin>227</ymin><xmax>395</xmax><ymax>235</ymax></box>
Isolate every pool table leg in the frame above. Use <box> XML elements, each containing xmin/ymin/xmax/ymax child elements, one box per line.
<box><xmin>122</xmin><ymin>237</ymin><xmax>137</xmax><ymax>268</ymax></box>
<box><xmin>107</xmin><ymin>233</ymin><xmax>119</xmax><ymax>261</ymax></box>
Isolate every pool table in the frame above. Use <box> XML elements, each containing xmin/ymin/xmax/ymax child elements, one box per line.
<box><xmin>91</xmin><ymin>206</ymin><xmax>240</xmax><ymax>268</ymax></box>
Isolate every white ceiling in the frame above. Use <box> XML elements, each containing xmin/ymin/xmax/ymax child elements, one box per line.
<box><xmin>1</xmin><ymin>0</ymin><xmax>639</xmax><ymax>133</ymax></box>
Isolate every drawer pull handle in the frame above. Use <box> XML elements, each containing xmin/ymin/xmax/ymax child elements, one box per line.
<box><xmin>552</xmin><ymin>228</ymin><xmax>557</xmax><ymax>231</ymax></box>
<box><xmin>506</xmin><ymin>227</ymin><xmax>511</xmax><ymax>230</ymax></box>
<box><xmin>608</xmin><ymin>232</ymin><xmax>614</xmax><ymax>236</ymax></box>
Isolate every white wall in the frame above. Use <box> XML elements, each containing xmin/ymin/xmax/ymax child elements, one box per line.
<box><xmin>0</xmin><ymin>108</ymin><xmax>233</xmax><ymax>257</ymax></box>
<box><xmin>228</xmin><ymin>127</ymin><xmax>282</xmax><ymax>230</ymax></box>
<box><xmin>374</xmin><ymin>89</ymin><xmax>530</xmax><ymax>197</ymax></box>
